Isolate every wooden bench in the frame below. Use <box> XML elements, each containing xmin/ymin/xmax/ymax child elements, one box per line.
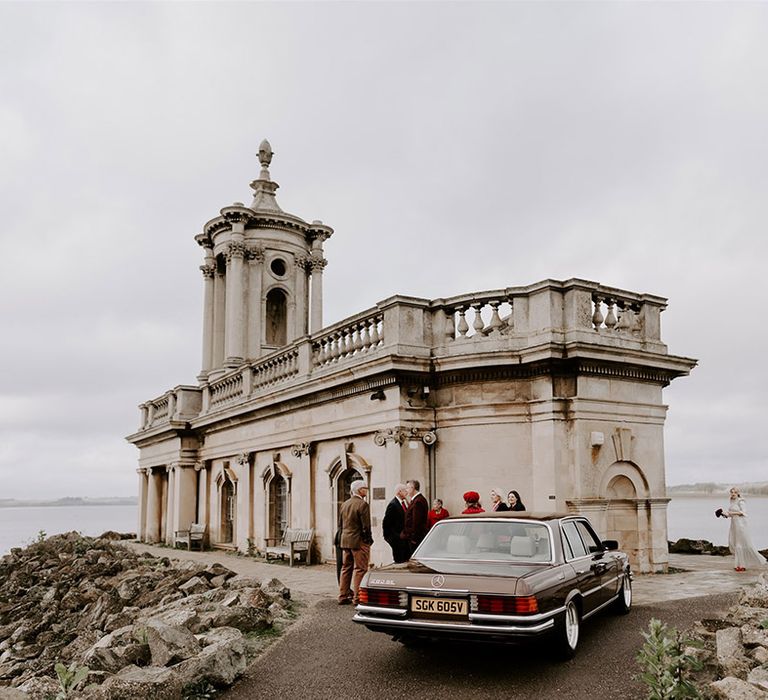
<box><xmin>264</xmin><ymin>528</ymin><xmax>314</xmax><ymax>566</ymax></box>
<box><xmin>174</xmin><ymin>523</ymin><xmax>207</xmax><ymax>551</ymax></box>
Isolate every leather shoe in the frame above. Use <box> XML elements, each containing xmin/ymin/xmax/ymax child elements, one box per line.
<box><xmin>338</xmin><ymin>598</ymin><xmax>352</xmax><ymax>605</ymax></box>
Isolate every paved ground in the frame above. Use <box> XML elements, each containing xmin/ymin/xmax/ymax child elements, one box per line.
<box><xmin>223</xmin><ymin>591</ymin><xmax>736</xmax><ymax>700</ymax></box>
<box><xmin>127</xmin><ymin>544</ymin><xmax>764</xmax><ymax>698</ymax></box>
<box><xmin>128</xmin><ymin>542</ymin><xmax>764</xmax><ymax>605</ymax></box>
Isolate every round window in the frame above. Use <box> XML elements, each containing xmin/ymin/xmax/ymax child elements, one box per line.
<box><xmin>270</xmin><ymin>258</ymin><xmax>287</xmax><ymax>277</ymax></box>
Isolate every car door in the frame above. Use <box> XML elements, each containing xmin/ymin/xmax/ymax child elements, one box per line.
<box><xmin>573</xmin><ymin>518</ymin><xmax>617</xmax><ymax>609</ymax></box>
<box><xmin>560</xmin><ymin>519</ymin><xmax>599</xmax><ymax>614</ymax></box>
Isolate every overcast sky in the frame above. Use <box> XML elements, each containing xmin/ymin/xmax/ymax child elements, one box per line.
<box><xmin>1</xmin><ymin>2</ymin><xmax>766</xmax><ymax>499</ymax></box>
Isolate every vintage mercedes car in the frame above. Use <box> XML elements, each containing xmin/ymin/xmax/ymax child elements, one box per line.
<box><xmin>353</xmin><ymin>512</ymin><xmax>632</xmax><ymax>658</ymax></box>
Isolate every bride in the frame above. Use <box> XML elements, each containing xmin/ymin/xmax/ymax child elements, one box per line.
<box><xmin>724</xmin><ymin>487</ymin><xmax>767</xmax><ymax>572</ymax></box>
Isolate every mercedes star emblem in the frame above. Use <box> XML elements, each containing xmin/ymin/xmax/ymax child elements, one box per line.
<box><xmin>431</xmin><ymin>574</ymin><xmax>445</xmax><ymax>588</ymax></box>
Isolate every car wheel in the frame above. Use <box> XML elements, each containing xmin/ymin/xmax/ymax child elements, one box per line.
<box><xmin>612</xmin><ymin>572</ymin><xmax>632</xmax><ymax>615</ymax></box>
<box><xmin>553</xmin><ymin>599</ymin><xmax>580</xmax><ymax>660</ymax></box>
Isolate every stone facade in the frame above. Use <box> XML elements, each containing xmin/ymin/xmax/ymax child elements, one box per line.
<box><xmin>127</xmin><ymin>142</ymin><xmax>697</xmax><ymax>573</ymax></box>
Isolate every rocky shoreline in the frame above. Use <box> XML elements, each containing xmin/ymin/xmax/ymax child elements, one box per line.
<box><xmin>668</xmin><ymin>538</ymin><xmax>768</xmax><ymax>559</ymax></box>
<box><xmin>684</xmin><ymin>572</ymin><xmax>768</xmax><ymax>698</ymax></box>
<box><xmin>0</xmin><ymin>533</ymin><xmax>293</xmax><ymax>699</ymax></box>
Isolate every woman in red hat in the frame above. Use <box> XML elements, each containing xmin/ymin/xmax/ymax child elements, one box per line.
<box><xmin>461</xmin><ymin>491</ymin><xmax>484</xmax><ymax>514</ymax></box>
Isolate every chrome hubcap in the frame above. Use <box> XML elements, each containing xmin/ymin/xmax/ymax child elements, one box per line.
<box><xmin>623</xmin><ymin>578</ymin><xmax>632</xmax><ymax>607</ymax></box>
<box><xmin>565</xmin><ymin>602</ymin><xmax>579</xmax><ymax>648</ymax></box>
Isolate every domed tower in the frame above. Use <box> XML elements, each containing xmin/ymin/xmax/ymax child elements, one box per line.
<box><xmin>195</xmin><ymin>141</ymin><xmax>333</xmax><ymax>380</ymax></box>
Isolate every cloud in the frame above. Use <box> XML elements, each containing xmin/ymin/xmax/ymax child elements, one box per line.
<box><xmin>0</xmin><ymin>2</ymin><xmax>766</xmax><ymax>497</ymax></box>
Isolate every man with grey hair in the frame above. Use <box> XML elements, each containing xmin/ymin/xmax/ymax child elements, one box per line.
<box><xmin>383</xmin><ymin>483</ymin><xmax>409</xmax><ymax>563</ymax></box>
<box><xmin>338</xmin><ymin>479</ymin><xmax>373</xmax><ymax>605</ymax></box>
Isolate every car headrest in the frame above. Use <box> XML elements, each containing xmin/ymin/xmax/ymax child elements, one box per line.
<box><xmin>509</xmin><ymin>536</ymin><xmax>535</xmax><ymax>557</ymax></box>
<box><xmin>446</xmin><ymin>534</ymin><xmax>470</xmax><ymax>555</ymax></box>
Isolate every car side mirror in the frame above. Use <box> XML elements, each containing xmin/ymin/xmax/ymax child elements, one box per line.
<box><xmin>601</xmin><ymin>539</ymin><xmax>619</xmax><ymax>551</ymax></box>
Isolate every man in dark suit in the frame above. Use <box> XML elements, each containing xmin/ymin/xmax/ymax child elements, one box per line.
<box><xmin>338</xmin><ymin>480</ymin><xmax>373</xmax><ymax>605</ymax></box>
<box><xmin>382</xmin><ymin>483</ymin><xmax>409</xmax><ymax>563</ymax></box>
<box><xmin>400</xmin><ymin>479</ymin><xmax>429</xmax><ymax>557</ymax></box>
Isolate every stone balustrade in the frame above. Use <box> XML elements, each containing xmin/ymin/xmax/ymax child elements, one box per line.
<box><xmin>252</xmin><ymin>347</ymin><xmax>300</xmax><ymax>390</ymax></box>
<box><xmin>312</xmin><ymin>308</ymin><xmax>383</xmax><ymax>368</ymax></box>
<box><xmin>209</xmin><ymin>372</ymin><xmax>243</xmax><ymax>409</ymax></box>
<box><xmin>136</xmin><ymin>278</ymin><xmax>675</xmax><ymax>431</ymax></box>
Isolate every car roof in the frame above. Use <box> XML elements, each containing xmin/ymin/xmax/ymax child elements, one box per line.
<box><xmin>444</xmin><ymin>511</ymin><xmax>575</xmax><ymax>522</ymax></box>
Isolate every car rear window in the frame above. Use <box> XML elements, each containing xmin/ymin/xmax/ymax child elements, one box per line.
<box><xmin>415</xmin><ymin>520</ymin><xmax>551</xmax><ymax>561</ymax></box>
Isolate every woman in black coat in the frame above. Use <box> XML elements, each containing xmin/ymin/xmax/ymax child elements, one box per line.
<box><xmin>507</xmin><ymin>490</ymin><xmax>526</xmax><ymax>511</ymax></box>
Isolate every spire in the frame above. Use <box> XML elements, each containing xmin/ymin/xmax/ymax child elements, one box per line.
<box><xmin>249</xmin><ymin>139</ymin><xmax>283</xmax><ymax>212</ymax></box>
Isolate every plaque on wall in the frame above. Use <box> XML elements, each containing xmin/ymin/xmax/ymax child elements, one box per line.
<box><xmin>372</xmin><ymin>487</ymin><xmax>386</xmax><ymax>501</ymax></box>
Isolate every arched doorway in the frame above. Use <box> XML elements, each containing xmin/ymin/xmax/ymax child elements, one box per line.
<box><xmin>220</xmin><ymin>474</ymin><xmax>235</xmax><ymax>544</ymax></box>
<box><xmin>601</xmin><ymin>461</ymin><xmax>651</xmax><ymax>571</ymax></box>
<box><xmin>265</xmin><ymin>288</ymin><xmax>287</xmax><ymax>347</ymax></box>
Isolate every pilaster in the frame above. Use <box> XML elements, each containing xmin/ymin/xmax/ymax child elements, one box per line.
<box><xmin>224</xmin><ymin>238</ymin><xmax>246</xmax><ymax>367</ymax></box>
<box><xmin>309</xmin><ymin>255</ymin><xmax>327</xmax><ymax>333</ymax></box>
<box><xmin>199</xmin><ymin>256</ymin><xmax>215</xmax><ymax>379</ymax></box>
<box><xmin>247</xmin><ymin>244</ymin><xmax>264</xmax><ymax>359</ymax></box>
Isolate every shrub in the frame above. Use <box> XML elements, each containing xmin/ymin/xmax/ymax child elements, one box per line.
<box><xmin>636</xmin><ymin>618</ymin><xmax>702</xmax><ymax>699</ymax></box>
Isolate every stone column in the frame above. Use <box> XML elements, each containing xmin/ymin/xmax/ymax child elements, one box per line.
<box><xmin>195</xmin><ymin>462</ymin><xmax>209</xmax><ymax>530</ymax></box>
<box><xmin>173</xmin><ymin>463</ymin><xmax>198</xmax><ymax>532</ymax></box>
<box><xmin>309</xmin><ymin>255</ymin><xmax>327</xmax><ymax>333</ymax></box>
<box><xmin>235</xmin><ymin>453</ymin><xmax>251</xmax><ymax>553</ymax></box>
<box><xmin>199</xmin><ymin>251</ymin><xmax>216</xmax><ymax>380</ymax></box>
<box><xmin>137</xmin><ymin>468</ymin><xmax>148</xmax><ymax>541</ymax></box>
<box><xmin>224</xmin><ymin>238</ymin><xmax>246</xmax><ymax>367</ymax></box>
<box><xmin>145</xmin><ymin>468</ymin><xmax>161</xmax><ymax>543</ymax></box>
<box><xmin>247</xmin><ymin>245</ymin><xmax>264</xmax><ymax>359</ymax></box>
<box><xmin>165</xmin><ymin>465</ymin><xmax>176</xmax><ymax>545</ymax></box>
<box><xmin>295</xmin><ymin>255</ymin><xmax>309</xmax><ymax>338</ymax></box>
<box><xmin>213</xmin><ymin>266</ymin><xmax>226</xmax><ymax>367</ymax></box>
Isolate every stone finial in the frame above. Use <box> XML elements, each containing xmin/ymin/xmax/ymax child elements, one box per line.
<box><xmin>258</xmin><ymin>139</ymin><xmax>273</xmax><ymax>175</ymax></box>
<box><xmin>250</xmin><ymin>138</ymin><xmax>282</xmax><ymax>212</ymax></box>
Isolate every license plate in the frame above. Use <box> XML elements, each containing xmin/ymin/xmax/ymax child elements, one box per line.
<box><xmin>410</xmin><ymin>596</ymin><xmax>468</xmax><ymax>616</ymax></box>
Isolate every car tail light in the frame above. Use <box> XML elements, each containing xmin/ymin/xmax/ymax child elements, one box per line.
<box><xmin>358</xmin><ymin>588</ymin><xmax>406</xmax><ymax>607</ymax></box>
<box><xmin>473</xmin><ymin>594</ymin><xmax>539</xmax><ymax>615</ymax></box>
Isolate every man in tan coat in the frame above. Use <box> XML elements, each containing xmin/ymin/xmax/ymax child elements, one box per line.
<box><xmin>338</xmin><ymin>479</ymin><xmax>373</xmax><ymax>605</ymax></box>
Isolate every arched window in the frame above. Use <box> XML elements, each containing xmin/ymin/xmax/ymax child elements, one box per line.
<box><xmin>265</xmin><ymin>288</ymin><xmax>287</xmax><ymax>346</ymax></box>
<box><xmin>262</xmin><ymin>462</ymin><xmax>292</xmax><ymax>542</ymax></box>
<box><xmin>269</xmin><ymin>473</ymin><xmax>289</xmax><ymax>541</ymax></box>
<box><xmin>220</xmin><ymin>473</ymin><xmax>235</xmax><ymax>543</ymax></box>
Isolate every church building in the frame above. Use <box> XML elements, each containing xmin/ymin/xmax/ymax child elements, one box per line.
<box><xmin>127</xmin><ymin>141</ymin><xmax>696</xmax><ymax>572</ymax></box>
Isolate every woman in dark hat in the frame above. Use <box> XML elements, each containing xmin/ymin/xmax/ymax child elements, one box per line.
<box><xmin>507</xmin><ymin>490</ymin><xmax>526</xmax><ymax>511</ymax></box>
<box><xmin>461</xmin><ymin>491</ymin><xmax>484</xmax><ymax>514</ymax></box>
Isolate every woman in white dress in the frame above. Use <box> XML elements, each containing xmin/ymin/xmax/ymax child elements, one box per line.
<box><xmin>724</xmin><ymin>487</ymin><xmax>766</xmax><ymax>572</ymax></box>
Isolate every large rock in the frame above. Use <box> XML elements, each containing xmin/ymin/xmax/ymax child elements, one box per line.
<box><xmin>717</xmin><ymin>627</ymin><xmax>751</xmax><ymax>679</ymax></box>
<box><xmin>15</xmin><ymin>677</ymin><xmax>59</xmax><ymax>700</ymax></box>
<box><xmin>261</xmin><ymin>578</ymin><xmax>290</xmax><ymax>600</ymax></box>
<box><xmin>178</xmin><ymin>576</ymin><xmax>210</xmax><ymax>596</ymax></box>
<box><xmin>145</xmin><ymin>620</ymin><xmax>200</xmax><ymax>666</ymax></box>
<box><xmin>90</xmin><ymin>664</ymin><xmax>182</xmax><ymax>700</ymax></box>
<box><xmin>740</xmin><ymin>585</ymin><xmax>768</xmax><ymax>609</ymax></box>
<box><xmin>748</xmin><ymin>667</ymin><xmax>768</xmax><ymax>692</ymax></box>
<box><xmin>711</xmin><ymin>677</ymin><xmax>768</xmax><ymax>699</ymax></box>
<box><xmin>0</xmin><ymin>689</ymin><xmax>28</xmax><ymax>699</ymax></box>
<box><xmin>173</xmin><ymin>627</ymin><xmax>247</xmax><ymax>687</ymax></box>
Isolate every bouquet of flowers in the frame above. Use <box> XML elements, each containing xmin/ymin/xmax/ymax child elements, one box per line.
<box><xmin>715</xmin><ymin>508</ymin><xmax>724</xmax><ymax>518</ymax></box>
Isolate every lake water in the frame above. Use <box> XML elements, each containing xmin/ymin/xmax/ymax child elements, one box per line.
<box><xmin>667</xmin><ymin>495</ymin><xmax>768</xmax><ymax>548</ymax></box>
<box><xmin>0</xmin><ymin>505</ymin><xmax>137</xmax><ymax>555</ymax></box>
<box><xmin>0</xmin><ymin>497</ymin><xmax>765</xmax><ymax>556</ymax></box>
